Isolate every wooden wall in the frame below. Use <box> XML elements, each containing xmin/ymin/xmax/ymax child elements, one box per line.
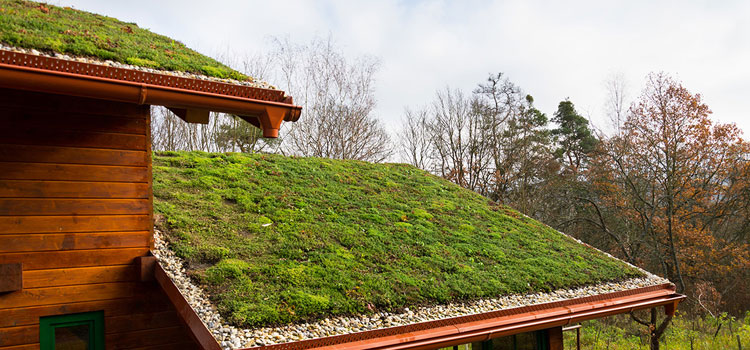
<box><xmin>0</xmin><ymin>89</ymin><xmax>200</xmax><ymax>349</ymax></box>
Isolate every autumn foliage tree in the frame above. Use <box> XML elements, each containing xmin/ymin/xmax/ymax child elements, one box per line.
<box><xmin>564</xmin><ymin>72</ymin><xmax>750</xmax><ymax>349</ymax></box>
<box><xmin>581</xmin><ymin>72</ymin><xmax>750</xmax><ymax>309</ymax></box>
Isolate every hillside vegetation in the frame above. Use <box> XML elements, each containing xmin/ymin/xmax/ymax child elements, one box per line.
<box><xmin>0</xmin><ymin>0</ymin><xmax>248</xmax><ymax>80</ymax></box>
<box><xmin>153</xmin><ymin>151</ymin><xmax>642</xmax><ymax>327</ymax></box>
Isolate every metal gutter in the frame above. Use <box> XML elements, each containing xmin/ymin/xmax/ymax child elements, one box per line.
<box><xmin>0</xmin><ymin>50</ymin><xmax>301</xmax><ymax>138</ymax></box>
<box><xmin>154</xmin><ymin>261</ymin><xmax>221</xmax><ymax>350</ymax></box>
<box><xmin>245</xmin><ymin>283</ymin><xmax>684</xmax><ymax>350</ymax></box>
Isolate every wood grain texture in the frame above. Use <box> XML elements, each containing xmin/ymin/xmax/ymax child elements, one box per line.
<box><xmin>0</xmin><ymin>282</ymin><xmax>145</xmax><ymax>309</ymax></box>
<box><xmin>0</xmin><ymin>232</ymin><xmax>150</xmax><ymax>253</ymax></box>
<box><xmin>0</xmin><ymin>198</ymin><xmax>150</xmax><ymax>216</ymax></box>
<box><xmin>0</xmin><ymin>180</ymin><xmax>149</xmax><ymax>198</ymax></box>
<box><xmin>0</xmin><ymin>311</ymin><xmax>183</xmax><ymax>347</ymax></box>
<box><xmin>0</xmin><ymin>325</ymin><xmax>33</xmax><ymax>347</ymax></box>
<box><xmin>0</xmin><ymin>144</ymin><xmax>148</xmax><ymax>166</ymax></box>
<box><xmin>0</xmin><ymin>263</ymin><xmax>22</xmax><ymax>292</ymax></box>
<box><xmin>0</xmin><ymin>163</ymin><xmax>148</xmax><ymax>182</ymax></box>
<box><xmin>105</xmin><ymin>326</ymin><xmax>190</xmax><ymax>349</ymax></box>
<box><xmin>3</xmin><ymin>109</ymin><xmax>147</xmax><ymax>135</ymax></box>
<box><xmin>23</xmin><ymin>265</ymin><xmax>138</xmax><ymax>288</ymax></box>
<box><xmin>0</xmin><ymin>128</ymin><xmax>147</xmax><ymax>150</ymax></box>
<box><xmin>0</xmin><ymin>88</ymin><xmax>199</xmax><ymax>350</ymax></box>
<box><xmin>0</xmin><ymin>293</ymin><xmax>172</xmax><ymax>328</ymax></box>
<box><xmin>0</xmin><ymin>215</ymin><xmax>151</xmax><ymax>234</ymax></box>
<box><xmin>548</xmin><ymin>326</ymin><xmax>563</xmax><ymax>350</ymax></box>
<box><xmin>0</xmin><ymin>88</ymin><xmax>147</xmax><ymax>118</ymax></box>
<box><xmin>0</xmin><ymin>343</ymin><xmax>38</xmax><ymax>350</ymax></box>
<box><xmin>0</xmin><ymin>248</ymin><xmax>149</xmax><ymax>270</ymax></box>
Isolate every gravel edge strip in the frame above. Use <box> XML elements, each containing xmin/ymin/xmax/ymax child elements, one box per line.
<box><xmin>152</xmin><ymin>229</ymin><xmax>668</xmax><ymax>349</ymax></box>
<box><xmin>0</xmin><ymin>44</ymin><xmax>276</xmax><ymax>90</ymax></box>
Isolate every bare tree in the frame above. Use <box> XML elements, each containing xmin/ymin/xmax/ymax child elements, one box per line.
<box><xmin>272</xmin><ymin>37</ymin><xmax>392</xmax><ymax>162</ymax></box>
<box><xmin>604</xmin><ymin>72</ymin><xmax>629</xmax><ymax>136</ymax></box>
<box><xmin>398</xmin><ymin>107</ymin><xmax>432</xmax><ymax>169</ymax></box>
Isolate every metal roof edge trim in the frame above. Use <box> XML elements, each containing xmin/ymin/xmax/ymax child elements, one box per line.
<box><xmin>154</xmin><ymin>259</ymin><xmax>222</xmax><ymax>350</ymax></box>
<box><xmin>243</xmin><ymin>283</ymin><xmax>683</xmax><ymax>350</ymax></box>
<box><xmin>0</xmin><ymin>49</ymin><xmax>301</xmax><ymax>137</ymax></box>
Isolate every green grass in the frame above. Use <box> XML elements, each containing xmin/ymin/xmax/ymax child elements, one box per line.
<box><xmin>152</xmin><ymin>151</ymin><xmax>643</xmax><ymax>328</ymax></box>
<box><xmin>0</xmin><ymin>0</ymin><xmax>248</xmax><ymax>80</ymax></box>
<box><xmin>564</xmin><ymin>312</ymin><xmax>750</xmax><ymax>350</ymax></box>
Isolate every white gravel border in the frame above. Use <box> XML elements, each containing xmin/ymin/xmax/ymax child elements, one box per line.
<box><xmin>0</xmin><ymin>44</ymin><xmax>276</xmax><ymax>90</ymax></box>
<box><xmin>153</xmin><ymin>229</ymin><xmax>668</xmax><ymax>349</ymax></box>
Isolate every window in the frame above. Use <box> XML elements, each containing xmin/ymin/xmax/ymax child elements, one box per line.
<box><xmin>40</xmin><ymin>311</ymin><xmax>104</xmax><ymax>350</ymax></box>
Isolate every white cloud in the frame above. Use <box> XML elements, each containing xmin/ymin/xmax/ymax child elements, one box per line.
<box><xmin>55</xmin><ymin>0</ymin><xmax>750</xmax><ymax>136</ymax></box>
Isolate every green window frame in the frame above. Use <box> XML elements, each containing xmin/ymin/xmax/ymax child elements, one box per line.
<box><xmin>40</xmin><ymin>311</ymin><xmax>104</xmax><ymax>350</ymax></box>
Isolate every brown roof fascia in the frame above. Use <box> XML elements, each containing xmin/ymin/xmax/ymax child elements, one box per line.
<box><xmin>154</xmin><ymin>260</ymin><xmax>222</xmax><ymax>350</ymax></box>
<box><xmin>246</xmin><ymin>283</ymin><xmax>684</xmax><ymax>350</ymax></box>
<box><xmin>0</xmin><ymin>49</ymin><xmax>301</xmax><ymax>138</ymax></box>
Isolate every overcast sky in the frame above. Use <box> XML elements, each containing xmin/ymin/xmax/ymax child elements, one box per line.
<box><xmin>55</xmin><ymin>0</ymin><xmax>750</xmax><ymax>136</ymax></box>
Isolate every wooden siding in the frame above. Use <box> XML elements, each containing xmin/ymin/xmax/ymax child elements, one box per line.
<box><xmin>0</xmin><ymin>89</ymin><xmax>199</xmax><ymax>350</ymax></box>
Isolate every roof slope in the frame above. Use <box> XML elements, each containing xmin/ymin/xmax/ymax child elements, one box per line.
<box><xmin>153</xmin><ymin>151</ymin><xmax>643</xmax><ymax>329</ymax></box>
<box><xmin>0</xmin><ymin>0</ymin><xmax>248</xmax><ymax>81</ymax></box>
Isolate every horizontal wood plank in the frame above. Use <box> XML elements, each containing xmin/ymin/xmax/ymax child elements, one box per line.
<box><xmin>0</xmin><ymin>144</ymin><xmax>147</xmax><ymax>166</ymax></box>
<box><xmin>1</xmin><ymin>110</ymin><xmax>147</xmax><ymax>135</ymax></box>
<box><xmin>0</xmin><ymin>128</ymin><xmax>147</xmax><ymax>150</ymax></box>
<box><xmin>0</xmin><ymin>311</ymin><xmax>183</xmax><ymax>347</ymax></box>
<box><xmin>0</xmin><ymin>343</ymin><xmax>38</xmax><ymax>350</ymax></box>
<box><xmin>23</xmin><ymin>265</ymin><xmax>138</xmax><ymax>288</ymax></box>
<box><xmin>0</xmin><ymin>282</ymin><xmax>146</xmax><ymax>309</ymax></box>
<box><xmin>0</xmin><ymin>88</ymin><xmax>147</xmax><ymax>118</ymax></box>
<box><xmin>0</xmin><ymin>293</ymin><xmax>172</xmax><ymax>328</ymax></box>
<box><xmin>0</xmin><ymin>163</ymin><xmax>147</xmax><ymax>182</ymax></box>
<box><xmin>0</xmin><ymin>232</ymin><xmax>150</xmax><ymax>253</ymax></box>
<box><xmin>0</xmin><ymin>199</ymin><xmax>150</xmax><ymax>216</ymax></box>
<box><xmin>0</xmin><ymin>180</ymin><xmax>149</xmax><ymax>198</ymax></box>
<box><xmin>0</xmin><ymin>215</ymin><xmax>150</xmax><ymax>234</ymax></box>
<box><xmin>106</xmin><ymin>311</ymin><xmax>182</xmax><ymax>334</ymax></box>
<box><xmin>0</xmin><ymin>325</ymin><xmax>33</xmax><ymax>347</ymax></box>
<box><xmin>0</xmin><ymin>248</ymin><xmax>149</xmax><ymax>270</ymax></box>
<box><xmin>105</xmin><ymin>326</ymin><xmax>191</xmax><ymax>349</ymax></box>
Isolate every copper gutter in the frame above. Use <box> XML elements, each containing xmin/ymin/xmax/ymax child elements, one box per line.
<box><xmin>0</xmin><ymin>50</ymin><xmax>301</xmax><ymax>138</ymax></box>
<box><xmin>245</xmin><ymin>283</ymin><xmax>684</xmax><ymax>350</ymax></box>
<box><xmin>154</xmin><ymin>261</ymin><xmax>221</xmax><ymax>350</ymax></box>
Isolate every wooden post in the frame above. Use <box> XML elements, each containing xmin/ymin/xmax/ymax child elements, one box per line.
<box><xmin>548</xmin><ymin>326</ymin><xmax>564</xmax><ymax>350</ymax></box>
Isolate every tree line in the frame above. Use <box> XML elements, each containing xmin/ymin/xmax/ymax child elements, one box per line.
<box><xmin>151</xmin><ymin>38</ymin><xmax>750</xmax><ymax>324</ymax></box>
<box><xmin>396</xmin><ymin>71</ymin><xmax>750</xmax><ymax>323</ymax></box>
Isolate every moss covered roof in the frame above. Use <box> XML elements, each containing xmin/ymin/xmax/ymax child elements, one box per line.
<box><xmin>153</xmin><ymin>151</ymin><xmax>644</xmax><ymax>329</ymax></box>
<box><xmin>0</xmin><ymin>0</ymin><xmax>248</xmax><ymax>81</ymax></box>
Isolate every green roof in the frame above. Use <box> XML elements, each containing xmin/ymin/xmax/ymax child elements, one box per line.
<box><xmin>153</xmin><ymin>151</ymin><xmax>643</xmax><ymax>328</ymax></box>
<box><xmin>0</xmin><ymin>0</ymin><xmax>248</xmax><ymax>81</ymax></box>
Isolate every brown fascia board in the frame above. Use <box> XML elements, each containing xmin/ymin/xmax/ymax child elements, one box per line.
<box><xmin>243</xmin><ymin>284</ymin><xmax>684</xmax><ymax>350</ymax></box>
<box><xmin>0</xmin><ymin>50</ymin><xmax>301</xmax><ymax>138</ymax></box>
<box><xmin>154</xmin><ymin>261</ymin><xmax>221</xmax><ymax>350</ymax></box>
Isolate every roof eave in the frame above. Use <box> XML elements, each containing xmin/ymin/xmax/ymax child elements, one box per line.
<box><xmin>247</xmin><ymin>284</ymin><xmax>683</xmax><ymax>350</ymax></box>
<box><xmin>0</xmin><ymin>50</ymin><xmax>301</xmax><ymax>138</ymax></box>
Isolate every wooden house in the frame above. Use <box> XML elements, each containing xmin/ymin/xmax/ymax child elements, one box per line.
<box><xmin>0</xmin><ymin>2</ymin><xmax>683</xmax><ymax>350</ymax></box>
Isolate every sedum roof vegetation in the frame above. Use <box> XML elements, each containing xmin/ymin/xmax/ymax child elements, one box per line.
<box><xmin>153</xmin><ymin>152</ymin><xmax>644</xmax><ymax>328</ymax></box>
<box><xmin>0</xmin><ymin>0</ymin><xmax>248</xmax><ymax>80</ymax></box>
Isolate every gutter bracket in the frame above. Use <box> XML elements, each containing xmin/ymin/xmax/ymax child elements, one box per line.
<box><xmin>138</xmin><ymin>84</ymin><xmax>148</xmax><ymax>105</ymax></box>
